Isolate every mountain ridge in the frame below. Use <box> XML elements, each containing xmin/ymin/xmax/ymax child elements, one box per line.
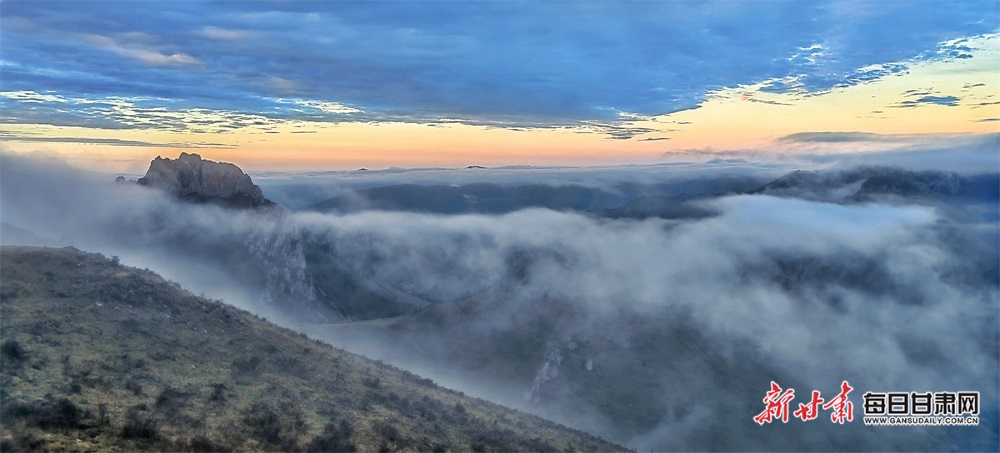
<box><xmin>0</xmin><ymin>245</ymin><xmax>626</xmax><ymax>452</ymax></box>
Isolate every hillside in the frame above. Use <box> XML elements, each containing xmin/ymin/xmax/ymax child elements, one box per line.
<box><xmin>0</xmin><ymin>246</ymin><xmax>626</xmax><ymax>452</ymax></box>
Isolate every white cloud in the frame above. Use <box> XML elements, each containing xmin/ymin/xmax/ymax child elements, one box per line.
<box><xmin>200</xmin><ymin>26</ymin><xmax>248</xmax><ymax>41</ymax></box>
<box><xmin>0</xmin><ymin>90</ymin><xmax>68</xmax><ymax>103</ymax></box>
<box><xmin>82</xmin><ymin>33</ymin><xmax>198</xmax><ymax>66</ymax></box>
<box><xmin>294</xmin><ymin>99</ymin><xmax>362</xmax><ymax>115</ymax></box>
<box><xmin>268</xmin><ymin>76</ymin><xmax>298</xmax><ymax>92</ymax></box>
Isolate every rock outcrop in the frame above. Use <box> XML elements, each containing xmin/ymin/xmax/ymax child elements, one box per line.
<box><xmin>137</xmin><ymin>152</ymin><xmax>275</xmax><ymax>208</ymax></box>
<box><xmin>128</xmin><ymin>153</ymin><xmax>425</xmax><ymax>323</ymax></box>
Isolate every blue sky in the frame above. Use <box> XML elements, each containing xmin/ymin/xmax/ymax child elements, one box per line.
<box><xmin>0</xmin><ymin>0</ymin><xmax>997</xmax><ymax>170</ymax></box>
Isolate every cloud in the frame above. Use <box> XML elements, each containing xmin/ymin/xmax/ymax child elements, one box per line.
<box><xmin>82</xmin><ymin>33</ymin><xmax>199</xmax><ymax>66</ymax></box>
<box><xmin>2</xmin><ymin>148</ymin><xmax>996</xmax><ymax>450</ymax></box>
<box><xmin>577</xmin><ymin>121</ymin><xmax>660</xmax><ymax>140</ymax></box>
<box><xmin>758</xmin><ymin>133</ymin><xmax>1000</xmax><ymax>175</ymax></box>
<box><xmin>742</xmin><ymin>96</ymin><xmax>794</xmax><ymax>106</ymax></box>
<box><xmin>892</xmin><ymin>95</ymin><xmax>961</xmax><ymax>108</ymax></box>
<box><xmin>0</xmin><ymin>90</ymin><xmax>68</xmax><ymax>103</ymax></box>
<box><xmin>200</xmin><ymin>26</ymin><xmax>248</xmax><ymax>41</ymax></box>
<box><xmin>0</xmin><ymin>1</ymin><xmax>995</xmax><ymax>133</ymax></box>
<box><xmin>780</xmin><ymin>131</ymin><xmax>903</xmax><ymax>143</ymax></box>
<box><xmin>127</xmin><ymin>49</ymin><xmax>198</xmax><ymax>66</ymax></box>
<box><xmin>289</xmin><ymin>99</ymin><xmax>362</xmax><ymax>115</ymax></box>
<box><xmin>252</xmin><ymin>159</ymin><xmax>788</xmax><ymax>209</ymax></box>
<box><xmin>267</xmin><ymin>77</ymin><xmax>299</xmax><ymax>94</ymax></box>
<box><xmin>0</xmin><ymin>90</ymin><xmax>293</xmax><ymax>133</ymax></box>
<box><xmin>281</xmin><ymin>177</ymin><xmax>995</xmax><ymax>451</ymax></box>
<box><xmin>970</xmin><ymin>100</ymin><xmax>1000</xmax><ymax>108</ymax></box>
<box><xmin>0</xmin><ymin>133</ymin><xmax>235</xmax><ymax>149</ymax></box>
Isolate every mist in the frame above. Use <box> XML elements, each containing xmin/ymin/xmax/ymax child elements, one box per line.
<box><xmin>1</xmin><ymin>146</ymin><xmax>997</xmax><ymax>451</ymax></box>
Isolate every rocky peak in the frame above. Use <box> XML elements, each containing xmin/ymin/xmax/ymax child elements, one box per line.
<box><xmin>136</xmin><ymin>152</ymin><xmax>275</xmax><ymax>209</ymax></box>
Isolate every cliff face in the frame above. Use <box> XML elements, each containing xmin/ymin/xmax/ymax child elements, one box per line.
<box><xmin>125</xmin><ymin>153</ymin><xmax>425</xmax><ymax>323</ymax></box>
<box><xmin>137</xmin><ymin>152</ymin><xmax>274</xmax><ymax>209</ymax></box>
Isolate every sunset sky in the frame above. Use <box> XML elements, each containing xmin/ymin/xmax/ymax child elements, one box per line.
<box><xmin>1</xmin><ymin>1</ymin><xmax>997</xmax><ymax>172</ymax></box>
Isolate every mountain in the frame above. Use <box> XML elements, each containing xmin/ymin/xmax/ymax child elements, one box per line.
<box><xmin>753</xmin><ymin>166</ymin><xmax>1000</xmax><ymax>204</ymax></box>
<box><xmin>0</xmin><ymin>246</ymin><xmax>625</xmax><ymax>452</ymax></box>
<box><xmin>305</xmin><ymin>183</ymin><xmax>630</xmax><ymax>215</ymax></box>
<box><xmin>848</xmin><ymin>168</ymin><xmax>999</xmax><ymax>203</ymax></box>
<box><xmin>283</xmin><ymin>166</ymin><xmax>998</xmax><ymax>451</ymax></box>
<box><xmin>124</xmin><ymin>153</ymin><xmax>422</xmax><ymax>323</ymax></box>
<box><xmin>0</xmin><ymin>223</ymin><xmax>57</xmax><ymax>247</ymax></box>
<box><xmin>4</xmin><ymin>155</ymin><xmax>996</xmax><ymax>451</ymax></box>
<box><xmin>136</xmin><ymin>153</ymin><xmax>275</xmax><ymax>209</ymax></box>
<box><xmin>601</xmin><ymin>193</ymin><xmax>716</xmax><ymax>220</ymax></box>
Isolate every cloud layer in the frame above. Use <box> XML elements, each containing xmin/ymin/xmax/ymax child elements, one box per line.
<box><xmin>1</xmin><ymin>1</ymin><xmax>996</xmax><ymax>134</ymax></box>
<box><xmin>1</xmin><ymin>149</ymin><xmax>996</xmax><ymax>451</ymax></box>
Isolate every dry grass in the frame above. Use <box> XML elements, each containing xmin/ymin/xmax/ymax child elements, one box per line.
<box><xmin>0</xmin><ymin>246</ymin><xmax>626</xmax><ymax>452</ymax></box>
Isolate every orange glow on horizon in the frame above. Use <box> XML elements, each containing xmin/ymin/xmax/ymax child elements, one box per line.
<box><xmin>1</xmin><ymin>34</ymin><xmax>996</xmax><ymax>173</ymax></box>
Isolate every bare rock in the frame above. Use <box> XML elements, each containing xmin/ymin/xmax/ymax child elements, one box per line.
<box><xmin>137</xmin><ymin>153</ymin><xmax>275</xmax><ymax>209</ymax></box>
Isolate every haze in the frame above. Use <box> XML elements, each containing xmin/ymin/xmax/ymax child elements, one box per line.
<box><xmin>1</xmin><ymin>1</ymin><xmax>997</xmax><ymax>451</ymax></box>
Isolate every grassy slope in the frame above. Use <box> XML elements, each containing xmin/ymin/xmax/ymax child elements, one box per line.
<box><xmin>0</xmin><ymin>246</ymin><xmax>626</xmax><ymax>452</ymax></box>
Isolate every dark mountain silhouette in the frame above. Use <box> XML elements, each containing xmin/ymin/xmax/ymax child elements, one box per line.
<box><xmin>754</xmin><ymin>166</ymin><xmax>1000</xmax><ymax>204</ymax></box>
<box><xmin>306</xmin><ymin>183</ymin><xmax>630</xmax><ymax>215</ymax></box>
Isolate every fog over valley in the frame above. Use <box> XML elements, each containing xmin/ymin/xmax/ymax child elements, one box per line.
<box><xmin>3</xmin><ymin>1</ymin><xmax>997</xmax><ymax>450</ymax></box>
<box><xmin>1</xmin><ymin>138</ymin><xmax>997</xmax><ymax>451</ymax></box>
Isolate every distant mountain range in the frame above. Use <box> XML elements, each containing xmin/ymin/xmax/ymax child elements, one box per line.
<box><xmin>57</xmin><ymin>157</ymin><xmax>1000</xmax><ymax>326</ymax></box>
<box><xmin>754</xmin><ymin>166</ymin><xmax>1000</xmax><ymax>204</ymax></box>
<box><xmin>302</xmin><ymin>166</ymin><xmax>1000</xmax><ymax>219</ymax></box>
<box><xmin>3</xmin><ymin>154</ymin><xmax>997</xmax><ymax>450</ymax></box>
<box><xmin>305</xmin><ymin>183</ymin><xmax>631</xmax><ymax>215</ymax></box>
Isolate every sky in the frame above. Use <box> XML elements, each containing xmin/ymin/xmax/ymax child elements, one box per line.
<box><xmin>0</xmin><ymin>0</ymin><xmax>997</xmax><ymax>172</ymax></box>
